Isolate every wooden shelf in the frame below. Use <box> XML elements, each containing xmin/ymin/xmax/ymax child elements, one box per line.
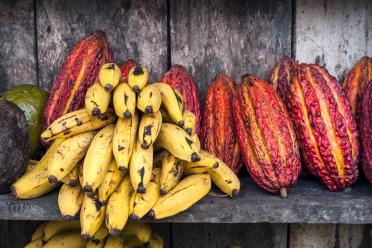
<box><xmin>0</xmin><ymin>177</ymin><xmax>371</xmax><ymax>223</ymax></box>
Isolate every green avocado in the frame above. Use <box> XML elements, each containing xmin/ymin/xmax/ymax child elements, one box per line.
<box><xmin>0</xmin><ymin>84</ymin><xmax>48</xmax><ymax>157</ymax></box>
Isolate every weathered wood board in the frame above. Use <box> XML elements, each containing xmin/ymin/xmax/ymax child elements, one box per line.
<box><xmin>0</xmin><ymin>220</ymin><xmax>41</xmax><ymax>248</ymax></box>
<box><xmin>36</xmin><ymin>0</ymin><xmax>167</xmax><ymax>90</ymax></box>
<box><xmin>172</xmin><ymin>223</ymin><xmax>287</xmax><ymax>248</ymax></box>
<box><xmin>0</xmin><ymin>0</ymin><xmax>37</xmax><ymax>91</ymax></box>
<box><xmin>295</xmin><ymin>0</ymin><xmax>372</xmax><ymax>82</ymax></box>
<box><xmin>170</xmin><ymin>0</ymin><xmax>292</xmax><ymax>104</ymax></box>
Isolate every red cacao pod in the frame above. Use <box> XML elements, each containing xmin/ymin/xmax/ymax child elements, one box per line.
<box><xmin>160</xmin><ymin>65</ymin><xmax>201</xmax><ymax>134</ymax></box>
<box><xmin>359</xmin><ymin>82</ymin><xmax>372</xmax><ymax>183</ymax></box>
<box><xmin>287</xmin><ymin>64</ymin><xmax>359</xmax><ymax>191</ymax></box>
<box><xmin>233</xmin><ymin>74</ymin><xmax>301</xmax><ymax>196</ymax></box>
<box><xmin>201</xmin><ymin>73</ymin><xmax>241</xmax><ymax>174</ymax></box>
<box><xmin>42</xmin><ymin>31</ymin><xmax>113</xmax><ymax>130</ymax></box>
<box><xmin>120</xmin><ymin>60</ymin><xmax>136</xmax><ymax>82</ymax></box>
<box><xmin>343</xmin><ymin>56</ymin><xmax>372</xmax><ymax>117</ymax></box>
<box><xmin>268</xmin><ymin>57</ymin><xmax>297</xmax><ymax>103</ymax></box>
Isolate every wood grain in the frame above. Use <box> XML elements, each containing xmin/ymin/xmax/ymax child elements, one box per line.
<box><xmin>170</xmin><ymin>0</ymin><xmax>292</xmax><ymax>104</ymax></box>
<box><xmin>36</xmin><ymin>0</ymin><xmax>167</xmax><ymax>90</ymax></box>
<box><xmin>0</xmin><ymin>0</ymin><xmax>37</xmax><ymax>91</ymax></box>
<box><xmin>295</xmin><ymin>0</ymin><xmax>372</xmax><ymax>81</ymax></box>
<box><xmin>0</xmin><ymin>220</ymin><xmax>42</xmax><ymax>248</ymax></box>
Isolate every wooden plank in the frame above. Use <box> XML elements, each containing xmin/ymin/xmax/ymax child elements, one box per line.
<box><xmin>0</xmin><ymin>178</ymin><xmax>371</xmax><ymax>223</ymax></box>
<box><xmin>36</xmin><ymin>0</ymin><xmax>167</xmax><ymax>90</ymax></box>
<box><xmin>289</xmin><ymin>224</ymin><xmax>372</xmax><ymax>248</ymax></box>
<box><xmin>0</xmin><ymin>0</ymin><xmax>37</xmax><ymax>91</ymax></box>
<box><xmin>170</xmin><ymin>0</ymin><xmax>292</xmax><ymax>103</ymax></box>
<box><xmin>0</xmin><ymin>220</ymin><xmax>41</xmax><ymax>248</ymax></box>
<box><xmin>295</xmin><ymin>0</ymin><xmax>372</xmax><ymax>81</ymax></box>
<box><xmin>172</xmin><ymin>223</ymin><xmax>287</xmax><ymax>248</ymax></box>
<box><xmin>151</xmin><ymin>223</ymin><xmax>171</xmax><ymax>248</ymax></box>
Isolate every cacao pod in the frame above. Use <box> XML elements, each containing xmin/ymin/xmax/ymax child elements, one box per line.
<box><xmin>42</xmin><ymin>30</ymin><xmax>113</xmax><ymax>130</ymax></box>
<box><xmin>287</xmin><ymin>64</ymin><xmax>359</xmax><ymax>191</ymax></box>
<box><xmin>359</xmin><ymin>82</ymin><xmax>372</xmax><ymax>183</ymax></box>
<box><xmin>160</xmin><ymin>65</ymin><xmax>201</xmax><ymax>134</ymax></box>
<box><xmin>233</xmin><ymin>74</ymin><xmax>301</xmax><ymax>196</ymax></box>
<box><xmin>343</xmin><ymin>56</ymin><xmax>372</xmax><ymax>117</ymax></box>
<box><xmin>120</xmin><ymin>60</ymin><xmax>136</xmax><ymax>82</ymax></box>
<box><xmin>268</xmin><ymin>57</ymin><xmax>297</xmax><ymax>103</ymax></box>
<box><xmin>201</xmin><ymin>73</ymin><xmax>241</xmax><ymax>174</ymax></box>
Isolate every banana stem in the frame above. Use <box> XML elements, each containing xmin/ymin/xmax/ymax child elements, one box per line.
<box><xmin>280</xmin><ymin>188</ymin><xmax>288</xmax><ymax>198</ymax></box>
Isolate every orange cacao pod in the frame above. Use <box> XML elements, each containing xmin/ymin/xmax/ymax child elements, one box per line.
<box><xmin>201</xmin><ymin>73</ymin><xmax>241</xmax><ymax>174</ymax></box>
<box><xmin>343</xmin><ymin>56</ymin><xmax>372</xmax><ymax>117</ymax></box>
<box><xmin>160</xmin><ymin>65</ymin><xmax>201</xmax><ymax>134</ymax></box>
<box><xmin>42</xmin><ymin>31</ymin><xmax>113</xmax><ymax>130</ymax></box>
<box><xmin>288</xmin><ymin>64</ymin><xmax>359</xmax><ymax>191</ymax></box>
<box><xmin>233</xmin><ymin>75</ymin><xmax>301</xmax><ymax>196</ymax></box>
<box><xmin>359</xmin><ymin>82</ymin><xmax>372</xmax><ymax>183</ymax></box>
<box><xmin>120</xmin><ymin>60</ymin><xmax>136</xmax><ymax>82</ymax></box>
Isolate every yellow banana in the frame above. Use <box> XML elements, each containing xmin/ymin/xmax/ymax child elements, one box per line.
<box><xmin>79</xmin><ymin>162</ymin><xmax>84</xmax><ymax>186</ymax></box>
<box><xmin>113</xmin><ymin>82</ymin><xmax>136</xmax><ymax>119</ymax></box>
<box><xmin>159</xmin><ymin>108</ymin><xmax>173</xmax><ymax>124</ymax></box>
<box><xmin>129</xmin><ymin>141</ymin><xmax>153</xmax><ymax>194</ymax></box>
<box><xmin>85</xmin><ymin>83</ymin><xmax>111</xmax><ymax>116</ymax></box>
<box><xmin>83</xmin><ymin>124</ymin><xmax>115</xmax><ymax>193</ymax></box>
<box><xmin>60</xmin><ymin>162</ymin><xmax>80</xmax><ymax>187</ymax></box>
<box><xmin>120</xmin><ymin>223</ymin><xmax>152</xmax><ymax>243</ymax></box>
<box><xmin>123</xmin><ymin>236</ymin><xmax>143</xmax><ymax>247</ymax></box>
<box><xmin>127</xmin><ymin>66</ymin><xmax>149</xmax><ymax>93</ymax></box>
<box><xmin>80</xmin><ymin>194</ymin><xmax>106</xmax><ymax>240</ymax></box>
<box><xmin>104</xmin><ymin>236</ymin><xmax>124</xmax><ymax>248</ymax></box>
<box><xmin>155</xmin><ymin>123</ymin><xmax>200</xmax><ymax>162</ymax></box>
<box><xmin>99</xmin><ymin>63</ymin><xmax>121</xmax><ymax>91</ymax></box>
<box><xmin>48</xmin><ymin>131</ymin><xmax>95</xmax><ymax>183</ymax></box>
<box><xmin>153</xmin><ymin>150</ymin><xmax>169</xmax><ymax>168</ymax></box>
<box><xmin>138</xmin><ymin>111</ymin><xmax>162</xmax><ymax>149</ymax></box>
<box><xmin>183</xmin><ymin>150</ymin><xmax>220</xmax><ymax>175</ymax></box>
<box><xmin>130</xmin><ymin>167</ymin><xmax>161</xmax><ymax>220</ymax></box>
<box><xmin>24</xmin><ymin>238</ymin><xmax>43</xmax><ymax>248</ymax></box>
<box><xmin>113</xmin><ymin>111</ymin><xmax>139</xmax><ymax>171</ymax></box>
<box><xmin>58</xmin><ymin>183</ymin><xmax>84</xmax><ymax>221</ymax></box>
<box><xmin>43</xmin><ymin>230</ymin><xmax>86</xmax><ymax>248</ymax></box>
<box><xmin>11</xmin><ymin>140</ymin><xmax>63</xmax><ymax>199</ymax></box>
<box><xmin>137</xmin><ymin>84</ymin><xmax>162</xmax><ymax>113</ymax></box>
<box><xmin>26</xmin><ymin>159</ymin><xmax>39</xmax><ymax>173</ymax></box>
<box><xmin>182</xmin><ymin>109</ymin><xmax>196</xmax><ymax>135</ymax></box>
<box><xmin>191</xmin><ymin>132</ymin><xmax>201</xmax><ymax>151</ymax></box>
<box><xmin>98</xmin><ymin>160</ymin><xmax>124</xmax><ymax>204</ymax></box>
<box><xmin>105</xmin><ymin>175</ymin><xmax>131</xmax><ymax>235</ymax></box>
<box><xmin>159</xmin><ymin>153</ymin><xmax>183</xmax><ymax>195</ymax></box>
<box><xmin>31</xmin><ymin>222</ymin><xmax>47</xmax><ymax>241</ymax></box>
<box><xmin>209</xmin><ymin>159</ymin><xmax>240</xmax><ymax>197</ymax></box>
<box><xmin>153</xmin><ymin>83</ymin><xmax>184</xmax><ymax>127</ymax></box>
<box><xmin>42</xmin><ymin>220</ymin><xmax>80</xmax><ymax>242</ymax></box>
<box><xmin>149</xmin><ymin>233</ymin><xmax>164</xmax><ymax>248</ymax></box>
<box><xmin>86</xmin><ymin>225</ymin><xmax>109</xmax><ymax>248</ymax></box>
<box><xmin>173</xmin><ymin>88</ymin><xmax>186</xmax><ymax>114</ymax></box>
<box><xmin>150</xmin><ymin>174</ymin><xmax>211</xmax><ymax>219</ymax></box>
<box><xmin>41</xmin><ymin>108</ymin><xmax>116</xmax><ymax>142</ymax></box>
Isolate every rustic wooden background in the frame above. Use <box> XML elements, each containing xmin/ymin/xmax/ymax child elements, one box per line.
<box><xmin>0</xmin><ymin>0</ymin><xmax>371</xmax><ymax>247</ymax></box>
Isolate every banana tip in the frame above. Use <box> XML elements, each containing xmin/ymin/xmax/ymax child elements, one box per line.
<box><xmin>81</xmin><ymin>234</ymin><xmax>91</xmax><ymax>241</ymax></box>
<box><xmin>68</xmin><ymin>180</ymin><xmax>78</xmax><ymax>187</ymax></box>
<box><xmin>191</xmin><ymin>152</ymin><xmax>201</xmax><ymax>162</ymax></box>
<box><xmin>129</xmin><ymin>213</ymin><xmax>140</xmax><ymax>220</ymax></box>
<box><xmin>123</xmin><ymin>111</ymin><xmax>132</xmax><ymax>119</ymax></box>
<box><xmin>109</xmin><ymin>228</ymin><xmax>121</xmax><ymax>236</ymax></box>
<box><xmin>104</xmin><ymin>84</ymin><xmax>113</xmax><ymax>92</ymax></box>
<box><xmin>160</xmin><ymin>188</ymin><xmax>167</xmax><ymax>196</ymax></box>
<box><xmin>232</xmin><ymin>189</ymin><xmax>239</xmax><ymax>197</ymax></box>
<box><xmin>185</xmin><ymin>128</ymin><xmax>192</xmax><ymax>135</ymax></box>
<box><xmin>178</xmin><ymin>120</ymin><xmax>185</xmax><ymax>128</ymax></box>
<box><xmin>48</xmin><ymin>175</ymin><xmax>58</xmax><ymax>184</ymax></box>
<box><xmin>213</xmin><ymin>162</ymin><xmax>219</xmax><ymax>168</ymax></box>
<box><xmin>148</xmin><ymin>210</ymin><xmax>156</xmax><ymax>219</ymax></box>
<box><xmin>137</xmin><ymin>186</ymin><xmax>146</xmax><ymax>194</ymax></box>
<box><xmin>118</xmin><ymin>166</ymin><xmax>128</xmax><ymax>173</ymax></box>
<box><xmin>92</xmin><ymin>108</ymin><xmax>101</xmax><ymax>116</ymax></box>
<box><xmin>62</xmin><ymin>215</ymin><xmax>73</xmax><ymax>221</ymax></box>
<box><xmin>133</xmin><ymin>86</ymin><xmax>141</xmax><ymax>94</ymax></box>
<box><xmin>141</xmin><ymin>143</ymin><xmax>150</xmax><ymax>149</ymax></box>
<box><xmin>83</xmin><ymin>185</ymin><xmax>93</xmax><ymax>194</ymax></box>
<box><xmin>145</xmin><ymin>106</ymin><xmax>153</xmax><ymax>113</ymax></box>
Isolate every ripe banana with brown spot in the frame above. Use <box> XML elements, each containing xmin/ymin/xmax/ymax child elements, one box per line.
<box><xmin>155</xmin><ymin>123</ymin><xmax>201</xmax><ymax>162</ymax></box>
<box><xmin>42</xmin><ymin>220</ymin><xmax>81</xmax><ymax>242</ymax></box>
<box><xmin>128</xmin><ymin>66</ymin><xmax>149</xmax><ymax>93</ymax></box>
<box><xmin>31</xmin><ymin>222</ymin><xmax>47</xmax><ymax>241</ymax></box>
<box><xmin>137</xmin><ymin>84</ymin><xmax>162</xmax><ymax>113</ymax></box>
<box><xmin>120</xmin><ymin>223</ymin><xmax>152</xmax><ymax>243</ymax></box>
<box><xmin>138</xmin><ymin>111</ymin><xmax>162</xmax><ymax>149</ymax></box>
<box><xmin>153</xmin><ymin>150</ymin><xmax>169</xmax><ymax>168</ymax></box>
<box><xmin>48</xmin><ymin>131</ymin><xmax>95</xmax><ymax>183</ymax></box>
<box><xmin>83</xmin><ymin>124</ymin><xmax>115</xmax><ymax>193</ymax></box>
<box><xmin>86</xmin><ymin>225</ymin><xmax>109</xmax><ymax>248</ymax></box>
<box><xmin>60</xmin><ymin>162</ymin><xmax>80</xmax><ymax>187</ymax></box>
<box><xmin>98</xmin><ymin>160</ymin><xmax>124</xmax><ymax>204</ymax></box>
<box><xmin>85</xmin><ymin>83</ymin><xmax>111</xmax><ymax>117</ymax></box>
<box><xmin>159</xmin><ymin>153</ymin><xmax>183</xmax><ymax>195</ymax></box>
<box><xmin>153</xmin><ymin>83</ymin><xmax>184</xmax><ymax>127</ymax></box>
<box><xmin>58</xmin><ymin>183</ymin><xmax>84</xmax><ymax>221</ymax></box>
<box><xmin>209</xmin><ymin>158</ymin><xmax>240</xmax><ymax>197</ymax></box>
<box><xmin>105</xmin><ymin>175</ymin><xmax>131</xmax><ymax>235</ymax></box>
<box><xmin>113</xmin><ymin>111</ymin><xmax>139</xmax><ymax>171</ymax></box>
<box><xmin>183</xmin><ymin>150</ymin><xmax>220</xmax><ymax>174</ymax></box>
<box><xmin>80</xmin><ymin>194</ymin><xmax>106</xmax><ymax>240</ymax></box>
<box><xmin>150</xmin><ymin>174</ymin><xmax>211</xmax><ymax>220</ymax></box>
<box><xmin>129</xmin><ymin>140</ymin><xmax>153</xmax><ymax>194</ymax></box>
<box><xmin>130</xmin><ymin>167</ymin><xmax>161</xmax><ymax>220</ymax></box>
<box><xmin>182</xmin><ymin>109</ymin><xmax>196</xmax><ymax>135</ymax></box>
<box><xmin>99</xmin><ymin>63</ymin><xmax>121</xmax><ymax>91</ymax></box>
<box><xmin>41</xmin><ymin>108</ymin><xmax>116</xmax><ymax>143</ymax></box>
<box><xmin>26</xmin><ymin>160</ymin><xmax>39</xmax><ymax>173</ymax></box>
<box><xmin>24</xmin><ymin>238</ymin><xmax>43</xmax><ymax>248</ymax></box>
<box><xmin>113</xmin><ymin>82</ymin><xmax>136</xmax><ymax>119</ymax></box>
<box><xmin>104</xmin><ymin>236</ymin><xmax>124</xmax><ymax>248</ymax></box>
<box><xmin>43</xmin><ymin>230</ymin><xmax>86</xmax><ymax>248</ymax></box>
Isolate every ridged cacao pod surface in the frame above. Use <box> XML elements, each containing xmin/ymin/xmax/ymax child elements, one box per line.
<box><xmin>343</xmin><ymin>56</ymin><xmax>372</xmax><ymax>117</ymax></box>
<box><xmin>268</xmin><ymin>57</ymin><xmax>297</xmax><ymax>103</ymax></box>
<box><xmin>201</xmin><ymin>73</ymin><xmax>241</xmax><ymax>174</ymax></box>
<box><xmin>359</xmin><ymin>82</ymin><xmax>372</xmax><ymax>183</ymax></box>
<box><xmin>233</xmin><ymin>75</ymin><xmax>301</xmax><ymax>196</ymax></box>
<box><xmin>288</xmin><ymin>64</ymin><xmax>359</xmax><ymax>191</ymax></box>
<box><xmin>120</xmin><ymin>60</ymin><xmax>136</xmax><ymax>82</ymax></box>
<box><xmin>160</xmin><ymin>65</ymin><xmax>201</xmax><ymax>134</ymax></box>
<box><xmin>42</xmin><ymin>30</ymin><xmax>113</xmax><ymax>130</ymax></box>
